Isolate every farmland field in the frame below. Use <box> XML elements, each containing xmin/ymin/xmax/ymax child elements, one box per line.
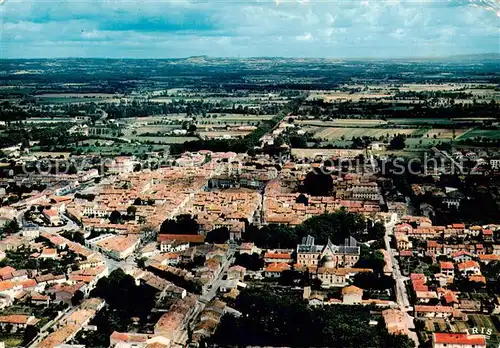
<box><xmin>291</xmin><ymin>148</ymin><xmax>364</xmax><ymax>159</ymax></box>
<box><xmin>457</xmin><ymin>129</ymin><xmax>500</xmax><ymax>141</ymax></box>
<box><xmin>130</xmin><ymin>136</ymin><xmax>199</xmax><ymax>144</ymax></box>
<box><xmin>199</xmin><ymin>114</ymin><xmax>274</xmax><ymax>125</ymax></box>
<box><xmin>388</xmin><ymin>118</ymin><xmax>456</xmax><ymax>126</ymax></box>
<box><xmin>199</xmin><ymin>131</ymin><xmax>251</xmax><ymax>139</ymax></box>
<box><xmin>424</xmin><ymin>128</ymin><xmax>467</xmax><ymax>139</ymax></box>
<box><xmin>298</xmin><ymin>119</ymin><xmax>387</xmax><ymax>127</ymax></box>
<box><xmin>309</xmin><ymin>127</ymin><xmax>416</xmax><ymax>140</ymax></box>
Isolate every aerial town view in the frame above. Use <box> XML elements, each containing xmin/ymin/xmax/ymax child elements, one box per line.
<box><xmin>0</xmin><ymin>0</ymin><xmax>499</xmax><ymax>348</ymax></box>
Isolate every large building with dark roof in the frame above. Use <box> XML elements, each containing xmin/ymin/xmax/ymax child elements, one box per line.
<box><xmin>296</xmin><ymin>235</ymin><xmax>360</xmax><ymax>268</ymax></box>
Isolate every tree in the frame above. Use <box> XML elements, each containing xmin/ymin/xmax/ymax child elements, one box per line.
<box><xmin>296</xmin><ymin>194</ymin><xmax>309</xmax><ymax>206</ymax></box>
<box><xmin>4</xmin><ymin>218</ymin><xmax>20</xmax><ymax>234</ymax></box>
<box><xmin>389</xmin><ymin>135</ymin><xmax>406</xmax><ymax>150</ymax></box>
<box><xmin>206</xmin><ymin>227</ymin><xmax>230</xmax><ymax>244</ymax></box>
<box><xmin>127</xmin><ymin>206</ymin><xmax>137</xmax><ymax>217</ymax></box>
<box><xmin>355</xmin><ymin>249</ymin><xmax>386</xmax><ymax>275</ymax></box>
<box><xmin>109</xmin><ymin>210</ymin><xmax>122</xmax><ymax>224</ymax></box>
<box><xmin>133</xmin><ymin>197</ymin><xmax>142</xmax><ymax>205</ymax></box>
<box><xmin>71</xmin><ymin>290</ymin><xmax>84</xmax><ymax>306</ymax></box>
<box><xmin>160</xmin><ymin>214</ymin><xmax>199</xmax><ymax>235</ymax></box>
<box><xmin>234</xmin><ymin>252</ymin><xmax>264</xmax><ymax>271</ymax></box>
<box><xmin>301</xmin><ymin>170</ymin><xmax>334</xmax><ymax>196</ymax></box>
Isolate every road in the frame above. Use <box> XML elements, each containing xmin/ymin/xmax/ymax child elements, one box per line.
<box><xmin>384</xmin><ymin>221</ymin><xmax>419</xmax><ymax>347</ymax></box>
<box><xmin>27</xmin><ymin>306</ymin><xmax>72</xmax><ymax>348</ymax></box>
<box><xmin>199</xmin><ymin>246</ymin><xmax>236</xmax><ymax>303</ymax></box>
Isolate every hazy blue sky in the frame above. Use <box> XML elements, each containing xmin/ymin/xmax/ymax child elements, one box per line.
<box><xmin>1</xmin><ymin>0</ymin><xmax>498</xmax><ymax>58</ymax></box>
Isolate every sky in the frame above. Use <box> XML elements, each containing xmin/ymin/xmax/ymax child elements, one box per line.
<box><xmin>1</xmin><ymin>0</ymin><xmax>499</xmax><ymax>59</ymax></box>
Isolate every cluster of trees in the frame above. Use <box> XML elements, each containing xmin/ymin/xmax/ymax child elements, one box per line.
<box><xmin>0</xmin><ymin>123</ymin><xmax>78</xmax><ymax>148</ymax></box>
<box><xmin>389</xmin><ymin>134</ymin><xmax>407</xmax><ymax>150</ymax></box>
<box><xmin>102</xmin><ymin>99</ymin><xmax>284</xmax><ymax>119</ymax></box>
<box><xmin>1</xmin><ymin>218</ymin><xmax>20</xmax><ymax>236</ymax></box>
<box><xmin>207</xmin><ymin>287</ymin><xmax>414</xmax><ymax>348</ymax></box>
<box><xmin>77</xmin><ymin>269</ymin><xmax>158</xmax><ymax>347</ymax></box>
<box><xmin>159</xmin><ymin>214</ymin><xmax>200</xmax><ymax>235</ymax></box>
<box><xmin>297</xmin><ymin>98</ymin><xmax>499</xmax><ymax>120</ymax></box>
<box><xmin>108</xmin><ymin>206</ymin><xmax>139</xmax><ymax>224</ymax></box>
<box><xmin>243</xmin><ymin>209</ymin><xmax>385</xmax><ymax>249</ymax></box>
<box><xmin>91</xmin><ymin>269</ymin><xmax>157</xmax><ymax>320</ymax></box>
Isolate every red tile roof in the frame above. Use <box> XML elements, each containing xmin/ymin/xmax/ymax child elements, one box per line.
<box><xmin>265</xmin><ymin>262</ymin><xmax>291</xmax><ymax>273</ymax></box>
<box><xmin>264</xmin><ymin>252</ymin><xmax>292</xmax><ymax>259</ymax></box>
<box><xmin>158</xmin><ymin>234</ymin><xmax>205</xmax><ymax>244</ymax></box>
<box><xmin>458</xmin><ymin>260</ymin><xmax>480</xmax><ymax>271</ymax></box>
<box><xmin>433</xmin><ymin>333</ymin><xmax>486</xmax><ymax>345</ymax></box>
<box><xmin>440</xmin><ymin>261</ymin><xmax>454</xmax><ymax>270</ymax></box>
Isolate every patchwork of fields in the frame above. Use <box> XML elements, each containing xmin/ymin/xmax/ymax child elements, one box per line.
<box><xmin>310</xmin><ymin>127</ymin><xmax>415</xmax><ymax>140</ymax></box>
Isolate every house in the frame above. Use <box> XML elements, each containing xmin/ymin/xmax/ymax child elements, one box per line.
<box><xmin>0</xmin><ymin>315</ymin><xmax>39</xmax><ymax>332</ymax></box>
<box><xmin>43</xmin><ymin>208</ymin><xmax>61</xmax><ymax>225</ymax></box>
<box><xmin>109</xmin><ymin>331</ymin><xmax>153</xmax><ymax>347</ymax></box>
<box><xmin>264</xmin><ymin>263</ymin><xmax>290</xmax><ymax>278</ymax></box>
<box><xmin>341</xmin><ymin>285</ymin><xmax>363</xmax><ymax>305</ymax></box>
<box><xmin>157</xmin><ymin>234</ymin><xmax>205</xmax><ymax>245</ymax></box>
<box><xmin>237</xmin><ymin>242</ymin><xmax>257</xmax><ymax>255</ymax></box>
<box><xmin>468</xmin><ymin>274</ymin><xmax>486</xmax><ymax>284</ymax></box>
<box><xmin>308</xmin><ymin>292</ymin><xmax>325</xmax><ymax>307</ymax></box>
<box><xmin>439</xmin><ymin>261</ymin><xmax>454</xmax><ymax>278</ymax></box>
<box><xmin>482</xmin><ymin>229</ymin><xmax>494</xmax><ymax>241</ymax></box>
<box><xmin>395</xmin><ymin>233</ymin><xmax>412</xmax><ymax>251</ymax></box>
<box><xmin>87</xmin><ymin>234</ymin><xmax>140</xmax><ymax>260</ymax></box>
<box><xmin>442</xmin><ymin>290</ymin><xmax>459</xmax><ymax>307</ymax></box>
<box><xmin>416</xmin><ymin>291</ymin><xmax>438</xmax><ymax>304</ymax></box>
<box><xmin>227</xmin><ymin>266</ymin><xmax>246</xmax><ymax>281</ymax></box>
<box><xmin>314</xmin><ymin>267</ymin><xmax>372</xmax><ymax>288</ymax></box>
<box><xmin>414</xmin><ymin>305</ymin><xmax>466</xmax><ymax>320</ymax></box>
<box><xmin>159</xmin><ymin>240</ymin><xmax>190</xmax><ymax>253</ymax></box>
<box><xmin>432</xmin><ymin>333</ymin><xmax>486</xmax><ymax>348</ymax></box>
<box><xmin>154</xmin><ymin>295</ymin><xmax>198</xmax><ymax>345</ymax></box>
<box><xmin>263</xmin><ymin>250</ymin><xmax>293</xmax><ymax>264</ymax></box>
<box><xmin>451</xmin><ymin>251</ymin><xmax>474</xmax><ymax>263</ymax></box>
<box><xmin>218</xmin><ymin>279</ymin><xmax>241</xmax><ymax>293</ymax></box>
<box><xmin>457</xmin><ymin>261</ymin><xmax>481</xmax><ymax>276</ymax></box>
<box><xmin>382</xmin><ymin>309</ymin><xmax>409</xmax><ymax>336</ymax></box>
<box><xmin>478</xmin><ymin>254</ymin><xmax>500</xmax><ymax>264</ymax></box>
<box><xmin>22</xmin><ymin>223</ymin><xmax>40</xmax><ymax>240</ymax></box>
<box><xmin>47</xmin><ymin>282</ymin><xmax>86</xmax><ymax>303</ymax></box>
<box><xmin>39</xmin><ymin>248</ymin><xmax>58</xmax><ymax>259</ymax></box>
<box><xmin>30</xmin><ymin>292</ymin><xmax>50</xmax><ymax>307</ymax></box>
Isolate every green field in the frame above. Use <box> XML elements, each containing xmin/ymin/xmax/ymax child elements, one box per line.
<box><xmin>0</xmin><ymin>334</ymin><xmax>24</xmax><ymax>347</ymax></box>
<box><xmin>298</xmin><ymin>119</ymin><xmax>387</xmax><ymax>128</ymax></box>
<box><xmin>308</xmin><ymin>127</ymin><xmax>416</xmax><ymax>140</ymax></box>
<box><xmin>130</xmin><ymin>136</ymin><xmax>199</xmax><ymax>144</ymax></box>
<box><xmin>457</xmin><ymin>129</ymin><xmax>500</xmax><ymax>140</ymax></box>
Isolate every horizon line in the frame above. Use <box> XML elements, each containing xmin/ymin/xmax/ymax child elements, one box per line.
<box><xmin>1</xmin><ymin>53</ymin><xmax>500</xmax><ymax>61</ymax></box>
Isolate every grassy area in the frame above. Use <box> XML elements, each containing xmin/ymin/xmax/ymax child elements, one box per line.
<box><xmin>388</xmin><ymin>118</ymin><xmax>457</xmax><ymax>125</ymax></box>
<box><xmin>309</xmin><ymin>127</ymin><xmax>415</xmax><ymax>140</ymax></box>
<box><xmin>130</xmin><ymin>136</ymin><xmax>199</xmax><ymax>144</ymax></box>
<box><xmin>0</xmin><ymin>334</ymin><xmax>24</xmax><ymax>348</ymax></box>
<box><xmin>457</xmin><ymin>129</ymin><xmax>500</xmax><ymax>140</ymax></box>
<box><xmin>297</xmin><ymin>119</ymin><xmax>387</xmax><ymax>128</ymax></box>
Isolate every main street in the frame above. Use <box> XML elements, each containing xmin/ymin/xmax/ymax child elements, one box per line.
<box><xmin>384</xmin><ymin>220</ymin><xmax>419</xmax><ymax>347</ymax></box>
